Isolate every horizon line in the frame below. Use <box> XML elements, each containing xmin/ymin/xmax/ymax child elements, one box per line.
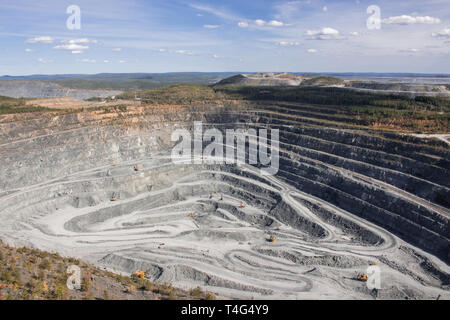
<box><xmin>2</xmin><ymin>71</ymin><xmax>450</xmax><ymax>78</ymax></box>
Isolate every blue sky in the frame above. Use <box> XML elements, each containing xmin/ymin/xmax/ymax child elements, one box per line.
<box><xmin>0</xmin><ymin>0</ymin><xmax>449</xmax><ymax>75</ymax></box>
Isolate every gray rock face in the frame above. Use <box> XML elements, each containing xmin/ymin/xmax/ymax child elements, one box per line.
<box><xmin>0</xmin><ymin>103</ymin><xmax>448</xmax><ymax>299</ymax></box>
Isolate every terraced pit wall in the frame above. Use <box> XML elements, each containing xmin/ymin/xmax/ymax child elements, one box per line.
<box><xmin>1</xmin><ymin>103</ymin><xmax>449</xmax><ymax>261</ymax></box>
<box><xmin>0</xmin><ymin>102</ymin><xmax>448</xmax><ymax>299</ymax></box>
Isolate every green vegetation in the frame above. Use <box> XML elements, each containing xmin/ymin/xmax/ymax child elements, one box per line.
<box><xmin>51</xmin><ymin>73</ymin><xmax>236</xmax><ymax>91</ymax></box>
<box><xmin>215</xmin><ymin>74</ymin><xmax>246</xmax><ymax>86</ymax></box>
<box><xmin>0</xmin><ymin>96</ymin><xmax>53</xmax><ymax>114</ymax></box>
<box><xmin>114</xmin><ymin>84</ymin><xmax>448</xmax><ymax>132</ymax></box>
<box><xmin>215</xmin><ymin>86</ymin><xmax>449</xmax><ymax>111</ymax></box>
<box><xmin>85</xmin><ymin>97</ymin><xmax>104</xmax><ymax>102</ymax></box>
<box><xmin>2</xmin><ymin>82</ymin><xmax>448</xmax><ymax>133</ymax></box>
<box><xmin>214</xmin><ymin>86</ymin><xmax>450</xmax><ymax>133</ymax></box>
<box><xmin>54</xmin><ymin>79</ymin><xmax>162</xmax><ymax>91</ymax></box>
<box><xmin>300</xmin><ymin>76</ymin><xmax>344</xmax><ymax>86</ymax></box>
<box><xmin>117</xmin><ymin>84</ymin><xmax>229</xmax><ymax>104</ymax></box>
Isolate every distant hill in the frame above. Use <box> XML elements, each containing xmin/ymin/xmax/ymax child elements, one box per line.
<box><xmin>0</xmin><ymin>72</ymin><xmax>238</xmax><ymax>87</ymax></box>
<box><xmin>216</xmin><ymin>73</ymin><xmax>306</xmax><ymax>86</ymax></box>
<box><xmin>1</xmin><ymin>72</ymin><xmax>449</xmax><ymax>99</ymax></box>
<box><xmin>0</xmin><ymin>80</ymin><xmax>122</xmax><ymax>99</ymax></box>
<box><xmin>216</xmin><ymin>73</ymin><xmax>345</xmax><ymax>87</ymax></box>
<box><xmin>0</xmin><ymin>73</ymin><xmax>239</xmax><ymax>98</ymax></box>
<box><xmin>301</xmin><ymin>76</ymin><xmax>344</xmax><ymax>86</ymax></box>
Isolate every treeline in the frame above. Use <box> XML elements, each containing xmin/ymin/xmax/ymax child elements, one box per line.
<box><xmin>214</xmin><ymin>86</ymin><xmax>450</xmax><ymax>112</ymax></box>
<box><xmin>54</xmin><ymin>79</ymin><xmax>163</xmax><ymax>91</ymax></box>
<box><xmin>0</xmin><ymin>96</ymin><xmax>51</xmax><ymax>114</ymax></box>
<box><xmin>117</xmin><ymin>84</ymin><xmax>228</xmax><ymax>104</ymax></box>
<box><xmin>212</xmin><ymin>85</ymin><xmax>449</xmax><ymax>132</ymax></box>
<box><xmin>114</xmin><ymin>84</ymin><xmax>448</xmax><ymax>132</ymax></box>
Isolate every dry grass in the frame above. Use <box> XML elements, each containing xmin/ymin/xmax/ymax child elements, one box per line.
<box><xmin>0</xmin><ymin>240</ymin><xmax>216</xmax><ymax>300</ymax></box>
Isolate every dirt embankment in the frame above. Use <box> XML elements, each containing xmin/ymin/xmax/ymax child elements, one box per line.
<box><xmin>0</xmin><ymin>240</ymin><xmax>215</xmax><ymax>300</ymax></box>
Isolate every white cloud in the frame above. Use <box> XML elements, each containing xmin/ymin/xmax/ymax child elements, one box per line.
<box><xmin>174</xmin><ymin>50</ymin><xmax>194</xmax><ymax>55</ymax></box>
<box><xmin>382</xmin><ymin>15</ymin><xmax>441</xmax><ymax>25</ymax></box>
<box><xmin>104</xmin><ymin>60</ymin><xmax>110</xmax><ymax>63</ymax></box>
<box><xmin>112</xmin><ymin>48</ymin><xmax>122</xmax><ymax>51</ymax></box>
<box><xmin>254</xmin><ymin>19</ymin><xmax>284</xmax><ymax>27</ymax></box>
<box><xmin>268</xmin><ymin>20</ymin><xmax>284</xmax><ymax>27</ymax></box>
<box><xmin>53</xmin><ymin>39</ymin><xmax>97</xmax><ymax>54</ymax></box>
<box><xmin>53</xmin><ymin>44</ymin><xmax>89</xmax><ymax>51</ymax></box>
<box><xmin>119</xmin><ymin>60</ymin><xmax>126</xmax><ymax>63</ymax></box>
<box><xmin>306</xmin><ymin>27</ymin><xmax>342</xmax><ymax>40</ymax></box>
<box><xmin>307</xmin><ymin>48</ymin><xmax>318</xmax><ymax>53</ymax></box>
<box><xmin>277</xmin><ymin>41</ymin><xmax>300</xmax><ymax>46</ymax></box>
<box><xmin>203</xmin><ymin>24</ymin><xmax>221</xmax><ymax>29</ymax></box>
<box><xmin>432</xmin><ymin>28</ymin><xmax>450</xmax><ymax>38</ymax></box>
<box><xmin>62</xmin><ymin>38</ymin><xmax>97</xmax><ymax>44</ymax></box>
<box><xmin>78</xmin><ymin>58</ymin><xmax>96</xmax><ymax>63</ymax></box>
<box><xmin>212</xmin><ymin>54</ymin><xmax>220</xmax><ymax>59</ymax></box>
<box><xmin>37</xmin><ymin>58</ymin><xmax>52</xmax><ymax>63</ymax></box>
<box><xmin>322</xmin><ymin>6</ymin><xmax>328</xmax><ymax>12</ymax></box>
<box><xmin>189</xmin><ymin>4</ymin><xmax>238</xmax><ymax>21</ymax></box>
<box><xmin>349</xmin><ymin>31</ymin><xmax>359</xmax><ymax>36</ymax></box>
<box><xmin>238</xmin><ymin>21</ymin><xmax>248</xmax><ymax>28</ymax></box>
<box><xmin>399</xmin><ymin>48</ymin><xmax>421</xmax><ymax>53</ymax></box>
<box><xmin>26</xmin><ymin>36</ymin><xmax>54</xmax><ymax>44</ymax></box>
<box><xmin>255</xmin><ymin>19</ymin><xmax>266</xmax><ymax>26</ymax></box>
<box><xmin>25</xmin><ymin>48</ymin><xmax>33</xmax><ymax>52</ymax></box>
<box><xmin>159</xmin><ymin>48</ymin><xmax>167</xmax><ymax>52</ymax></box>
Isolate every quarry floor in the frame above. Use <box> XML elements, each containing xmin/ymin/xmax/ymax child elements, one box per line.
<box><xmin>1</xmin><ymin>154</ymin><xmax>448</xmax><ymax>300</ymax></box>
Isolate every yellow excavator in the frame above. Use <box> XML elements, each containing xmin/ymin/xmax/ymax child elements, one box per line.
<box><xmin>356</xmin><ymin>272</ymin><xmax>369</xmax><ymax>282</ymax></box>
<box><xmin>188</xmin><ymin>212</ymin><xmax>195</xmax><ymax>217</ymax></box>
<box><xmin>135</xmin><ymin>270</ymin><xmax>146</xmax><ymax>279</ymax></box>
<box><xmin>357</xmin><ymin>262</ymin><xmax>376</xmax><ymax>281</ymax></box>
<box><xmin>268</xmin><ymin>235</ymin><xmax>276</xmax><ymax>243</ymax></box>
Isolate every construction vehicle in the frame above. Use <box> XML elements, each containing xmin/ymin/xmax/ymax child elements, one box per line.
<box><xmin>356</xmin><ymin>273</ymin><xmax>369</xmax><ymax>281</ymax></box>
<box><xmin>111</xmin><ymin>192</ymin><xmax>117</xmax><ymax>201</ymax></box>
<box><xmin>135</xmin><ymin>270</ymin><xmax>146</xmax><ymax>279</ymax></box>
<box><xmin>268</xmin><ymin>235</ymin><xmax>277</xmax><ymax>243</ymax></box>
<box><xmin>134</xmin><ymin>165</ymin><xmax>140</xmax><ymax>172</ymax></box>
<box><xmin>188</xmin><ymin>212</ymin><xmax>195</xmax><ymax>217</ymax></box>
<box><xmin>239</xmin><ymin>201</ymin><xmax>246</xmax><ymax>208</ymax></box>
<box><xmin>369</xmin><ymin>262</ymin><xmax>377</xmax><ymax>266</ymax></box>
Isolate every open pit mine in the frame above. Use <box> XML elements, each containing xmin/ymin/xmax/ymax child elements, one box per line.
<box><xmin>0</xmin><ymin>97</ymin><xmax>449</xmax><ymax>300</ymax></box>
